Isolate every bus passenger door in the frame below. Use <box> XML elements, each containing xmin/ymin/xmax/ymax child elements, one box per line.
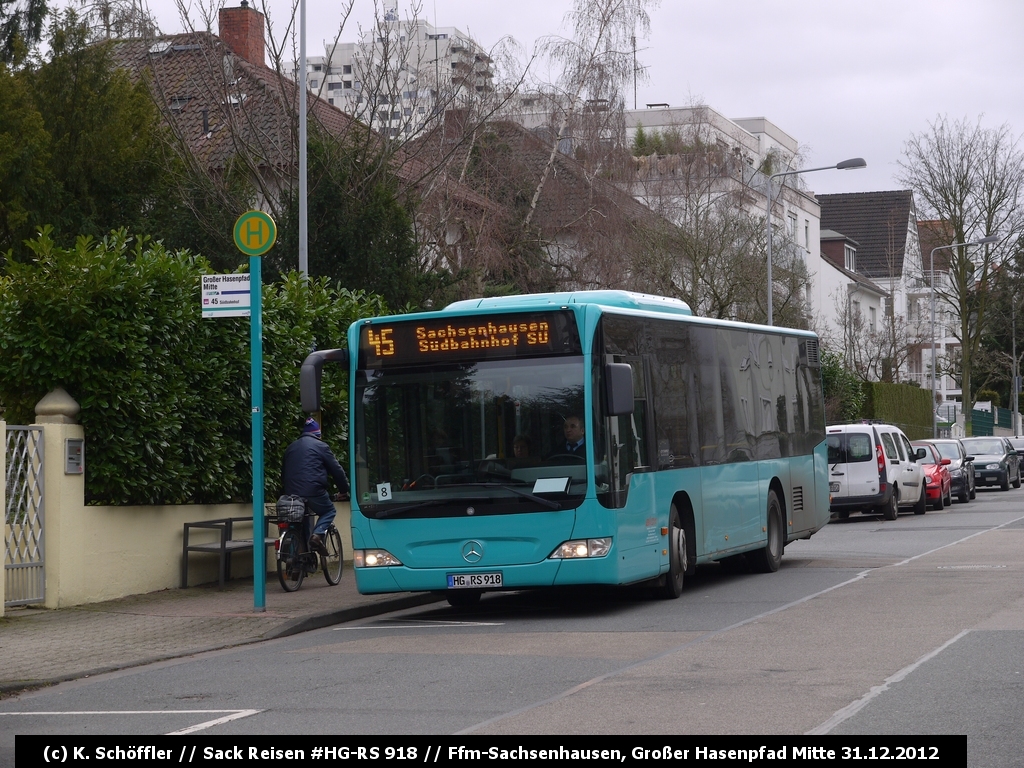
<box><xmin>603</xmin><ymin>355</ymin><xmax>657</xmax><ymax>583</ymax></box>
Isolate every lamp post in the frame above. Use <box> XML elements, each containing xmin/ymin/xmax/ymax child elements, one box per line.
<box><xmin>929</xmin><ymin>234</ymin><xmax>1000</xmax><ymax>437</ymax></box>
<box><xmin>766</xmin><ymin>157</ymin><xmax>866</xmax><ymax>326</ymax></box>
<box><xmin>298</xmin><ymin>0</ymin><xmax>308</xmax><ymax>278</ymax></box>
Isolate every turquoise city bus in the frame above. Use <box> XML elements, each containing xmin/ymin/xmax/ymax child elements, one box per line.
<box><xmin>300</xmin><ymin>291</ymin><xmax>830</xmax><ymax>605</ymax></box>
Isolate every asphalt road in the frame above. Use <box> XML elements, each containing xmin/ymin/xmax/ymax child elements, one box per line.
<box><xmin>3</xmin><ymin>487</ymin><xmax>1023</xmax><ymax>761</ymax></box>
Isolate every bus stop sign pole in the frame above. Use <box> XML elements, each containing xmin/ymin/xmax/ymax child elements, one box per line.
<box><xmin>233</xmin><ymin>211</ymin><xmax>277</xmax><ymax>612</ymax></box>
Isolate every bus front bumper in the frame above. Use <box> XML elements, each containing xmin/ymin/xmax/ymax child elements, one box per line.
<box><xmin>353</xmin><ymin>555</ymin><xmax>625</xmax><ymax>595</ymax></box>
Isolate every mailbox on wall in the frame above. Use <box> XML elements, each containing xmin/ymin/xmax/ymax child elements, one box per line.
<box><xmin>65</xmin><ymin>438</ymin><xmax>84</xmax><ymax>475</ymax></box>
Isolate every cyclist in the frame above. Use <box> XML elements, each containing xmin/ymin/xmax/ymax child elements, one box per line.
<box><xmin>282</xmin><ymin>417</ymin><xmax>350</xmax><ymax>556</ymax></box>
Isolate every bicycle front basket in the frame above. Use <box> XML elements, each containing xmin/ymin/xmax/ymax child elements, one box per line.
<box><xmin>276</xmin><ymin>494</ymin><xmax>306</xmax><ymax>523</ymax></box>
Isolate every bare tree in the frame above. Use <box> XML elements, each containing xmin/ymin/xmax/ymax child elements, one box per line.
<box><xmin>829</xmin><ymin>288</ymin><xmax>920</xmax><ymax>383</ymax></box>
<box><xmin>522</xmin><ymin>0</ymin><xmax>655</xmax><ymax>231</ymax></box>
<box><xmin>899</xmin><ymin>116</ymin><xmax>1024</xmax><ymax>434</ymax></box>
<box><xmin>74</xmin><ymin>0</ymin><xmax>159</xmax><ymax>40</ymax></box>
<box><xmin>626</xmin><ymin>105</ymin><xmax>810</xmax><ymax>326</ymax></box>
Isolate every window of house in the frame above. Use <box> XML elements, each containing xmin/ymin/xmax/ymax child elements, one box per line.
<box><xmin>852</xmin><ymin>300</ymin><xmax>861</xmax><ymax>319</ymax></box>
<box><xmin>869</xmin><ymin>307</ymin><xmax>877</xmax><ymax>333</ymax></box>
<box><xmin>844</xmin><ymin>245</ymin><xmax>856</xmax><ymax>271</ymax></box>
<box><xmin>310</xmin><ymin>79</ymin><xmax>318</xmax><ymax>89</ymax></box>
<box><xmin>787</xmin><ymin>213</ymin><xmax>797</xmax><ymax>237</ymax></box>
<box><xmin>343</xmin><ymin>65</ymin><xmax>352</xmax><ymax>74</ymax></box>
<box><xmin>343</xmin><ymin>80</ymin><xmax>352</xmax><ymax>89</ymax></box>
<box><xmin>804</xmin><ymin>222</ymin><xmax>810</xmax><ymax>249</ymax></box>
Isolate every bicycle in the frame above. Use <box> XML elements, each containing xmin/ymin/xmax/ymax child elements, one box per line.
<box><xmin>275</xmin><ymin>496</ymin><xmax>343</xmax><ymax>592</ymax></box>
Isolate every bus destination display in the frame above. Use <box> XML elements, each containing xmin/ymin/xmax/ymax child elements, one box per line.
<box><xmin>359</xmin><ymin>311</ymin><xmax>581</xmax><ymax>368</ymax></box>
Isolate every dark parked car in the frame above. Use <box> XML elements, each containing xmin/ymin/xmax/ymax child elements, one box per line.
<box><xmin>930</xmin><ymin>438</ymin><xmax>975</xmax><ymax>503</ymax></box>
<box><xmin>960</xmin><ymin>436</ymin><xmax>1021</xmax><ymax>491</ymax></box>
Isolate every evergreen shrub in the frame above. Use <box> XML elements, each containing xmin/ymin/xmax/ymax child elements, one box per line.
<box><xmin>0</xmin><ymin>229</ymin><xmax>386</xmax><ymax>504</ymax></box>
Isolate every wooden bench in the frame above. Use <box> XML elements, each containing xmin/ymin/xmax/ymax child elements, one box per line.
<box><xmin>181</xmin><ymin>516</ymin><xmax>277</xmax><ymax>589</ymax></box>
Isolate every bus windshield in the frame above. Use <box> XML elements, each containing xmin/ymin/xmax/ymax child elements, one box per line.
<box><xmin>354</xmin><ymin>356</ymin><xmax>587</xmax><ymax>518</ymax></box>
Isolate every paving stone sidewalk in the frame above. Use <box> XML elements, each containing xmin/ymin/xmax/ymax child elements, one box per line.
<box><xmin>0</xmin><ymin>573</ymin><xmax>442</xmax><ymax>694</ymax></box>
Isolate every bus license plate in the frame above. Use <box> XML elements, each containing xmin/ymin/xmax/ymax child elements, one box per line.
<box><xmin>829</xmin><ymin>482</ymin><xmax>840</xmax><ymax>492</ymax></box>
<box><xmin>448</xmin><ymin>572</ymin><xmax>502</xmax><ymax>589</ymax></box>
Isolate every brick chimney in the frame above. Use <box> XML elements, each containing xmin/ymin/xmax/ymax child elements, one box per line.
<box><xmin>218</xmin><ymin>1</ymin><xmax>266</xmax><ymax>66</ymax></box>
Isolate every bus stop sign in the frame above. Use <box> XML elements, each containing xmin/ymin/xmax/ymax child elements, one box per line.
<box><xmin>233</xmin><ymin>210</ymin><xmax>277</xmax><ymax>257</ymax></box>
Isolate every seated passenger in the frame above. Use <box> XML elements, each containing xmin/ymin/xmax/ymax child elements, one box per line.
<box><xmin>508</xmin><ymin>434</ymin><xmax>540</xmax><ymax>469</ymax></box>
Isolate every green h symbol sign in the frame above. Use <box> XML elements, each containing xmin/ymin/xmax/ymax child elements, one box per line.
<box><xmin>233</xmin><ymin>211</ymin><xmax>277</xmax><ymax>257</ymax></box>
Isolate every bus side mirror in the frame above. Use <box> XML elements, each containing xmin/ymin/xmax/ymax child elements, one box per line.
<box><xmin>300</xmin><ymin>348</ymin><xmax>349</xmax><ymax>413</ymax></box>
<box><xmin>605</xmin><ymin>363</ymin><xmax>634</xmax><ymax>416</ymax></box>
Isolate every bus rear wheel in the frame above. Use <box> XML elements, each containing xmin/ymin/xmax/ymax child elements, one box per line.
<box><xmin>659</xmin><ymin>505</ymin><xmax>686</xmax><ymax>599</ymax></box>
<box><xmin>748</xmin><ymin>491</ymin><xmax>783</xmax><ymax>573</ymax></box>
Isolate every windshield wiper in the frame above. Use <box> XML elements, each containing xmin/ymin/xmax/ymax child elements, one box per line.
<box><xmin>372</xmin><ymin>499</ymin><xmax>451</xmax><ymax>519</ymax></box>
<box><xmin>371</xmin><ymin>482</ymin><xmax>564</xmax><ymax>518</ymax></box>
<box><xmin>448</xmin><ymin>482</ymin><xmax>563</xmax><ymax>509</ymax></box>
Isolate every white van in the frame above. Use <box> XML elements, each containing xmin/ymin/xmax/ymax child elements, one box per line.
<box><xmin>826</xmin><ymin>422</ymin><xmax>927</xmax><ymax>520</ymax></box>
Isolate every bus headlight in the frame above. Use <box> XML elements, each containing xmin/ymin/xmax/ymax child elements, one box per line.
<box><xmin>353</xmin><ymin>549</ymin><xmax>402</xmax><ymax>567</ymax></box>
<box><xmin>550</xmin><ymin>538</ymin><xmax>612</xmax><ymax>559</ymax></box>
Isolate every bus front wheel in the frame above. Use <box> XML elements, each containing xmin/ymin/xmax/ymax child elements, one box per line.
<box><xmin>748</xmin><ymin>491</ymin><xmax>783</xmax><ymax>574</ymax></box>
<box><xmin>659</xmin><ymin>505</ymin><xmax>686</xmax><ymax>599</ymax></box>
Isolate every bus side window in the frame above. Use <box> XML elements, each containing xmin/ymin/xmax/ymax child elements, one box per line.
<box><xmin>693</xmin><ymin>326</ymin><xmax>726</xmax><ymax>465</ymax></box>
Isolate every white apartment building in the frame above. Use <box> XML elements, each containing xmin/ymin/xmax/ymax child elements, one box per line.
<box><xmin>622</xmin><ymin>105</ymin><xmax>846</xmax><ymax>331</ymax></box>
<box><xmin>285</xmin><ymin>15</ymin><xmax>493</xmax><ymax>138</ymax></box>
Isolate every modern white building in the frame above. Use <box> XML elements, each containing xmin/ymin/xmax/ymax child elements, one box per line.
<box><xmin>621</xmin><ymin>105</ymin><xmax>851</xmax><ymax>331</ymax></box>
<box><xmin>284</xmin><ymin>15</ymin><xmax>493</xmax><ymax>139</ymax></box>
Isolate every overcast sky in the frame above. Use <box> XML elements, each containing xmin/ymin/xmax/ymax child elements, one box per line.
<box><xmin>145</xmin><ymin>0</ymin><xmax>1024</xmax><ymax>196</ymax></box>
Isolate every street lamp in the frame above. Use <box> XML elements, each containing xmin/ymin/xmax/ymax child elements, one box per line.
<box><xmin>766</xmin><ymin>157</ymin><xmax>866</xmax><ymax>326</ymax></box>
<box><xmin>929</xmin><ymin>234</ymin><xmax>1000</xmax><ymax>437</ymax></box>
<box><xmin>298</xmin><ymin>0</ymin><xmax>308</xmax><ymax>278</ymax></box>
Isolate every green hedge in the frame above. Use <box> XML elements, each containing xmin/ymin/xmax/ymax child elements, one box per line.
<box><xmin>0</xmin><ymin>229</ymin><xmax>387</xmax><ymax>504</ymax></box>
<box><xmin>860</xmin><ymin>381</ymin><xmax>933</xmax><ymax>440</ymax></box>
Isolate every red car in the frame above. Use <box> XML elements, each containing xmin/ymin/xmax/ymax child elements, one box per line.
<box><xmin>912</xmin><ymin>441</ymin><xmax>952</xmax><ymax>511</ymax></box>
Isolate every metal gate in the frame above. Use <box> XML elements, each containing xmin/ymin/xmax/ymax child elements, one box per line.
<box><xmin>5</xmin><ymin>426</ymin><xmax>44</xmax><ymax>606</ymax></box>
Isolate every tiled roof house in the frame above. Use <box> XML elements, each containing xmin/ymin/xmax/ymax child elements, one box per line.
<box><xmin>109</xmin><ymin>2</ymin><xmax>497</xmax><ymax>281</ymax></box>
<box><xmin>406</xmin><ymin>114</ymin><xmax>678</xmax><ymax>292</ymax></box>
<box><xmin>817</xmin><ymin>191</ymin><xmax>924</xmax><ymax>385</ymax></box>
<box><xmin>818</xmin><ymin>191</ymin><xmax>919</xmax><ymax>282</ymax></box>
<box><xmin>110</xmin><ymin>5</ymin><xmax>358</xmax><ymax>188</ymax></box>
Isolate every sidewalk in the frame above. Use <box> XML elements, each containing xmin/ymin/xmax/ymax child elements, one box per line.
<box><xmin>0</xmin><ymin>570</ymin><xmax>444</xmax><ymax>695</ymax></box>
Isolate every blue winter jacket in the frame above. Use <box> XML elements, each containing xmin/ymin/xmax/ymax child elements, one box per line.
<box><xmin>281</xmin><ymin>434</ymin><xmax>350</xmax><ymax>498</ymax></box>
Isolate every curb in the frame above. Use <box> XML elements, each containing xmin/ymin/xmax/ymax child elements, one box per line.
<box><xmin>264</xmin><ymin>592</ymin><xmax>446</xmax><ymax>639</ymax></box>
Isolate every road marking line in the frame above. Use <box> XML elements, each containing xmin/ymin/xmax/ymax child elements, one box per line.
<box><xmin>335</xmin><ymin>619</ymin><xmax>503</xmax><ymax>629</ymax></box>
<box><xmin>0</xmin><ymin>710</ymin><xmax>247</xmax><ymax>715</ymax></box>
<box><xmin>167</xmin><ymin>709</ymin><xmax>262</xmax><ymax>734</ymax></box>
<box><xmin>458</xmin><ymin>513</ymin><xmax>1024</xmax><ymax>734</ymax></box>
<box><xmin>0</xmin><ymin>708</ymin><xmax>263</xmax><ymax>735</ymax></box>
<box><xmin>806</xmin><ymin>631</ymin><xmax>971</xmax><ymax>734</ymax></box>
